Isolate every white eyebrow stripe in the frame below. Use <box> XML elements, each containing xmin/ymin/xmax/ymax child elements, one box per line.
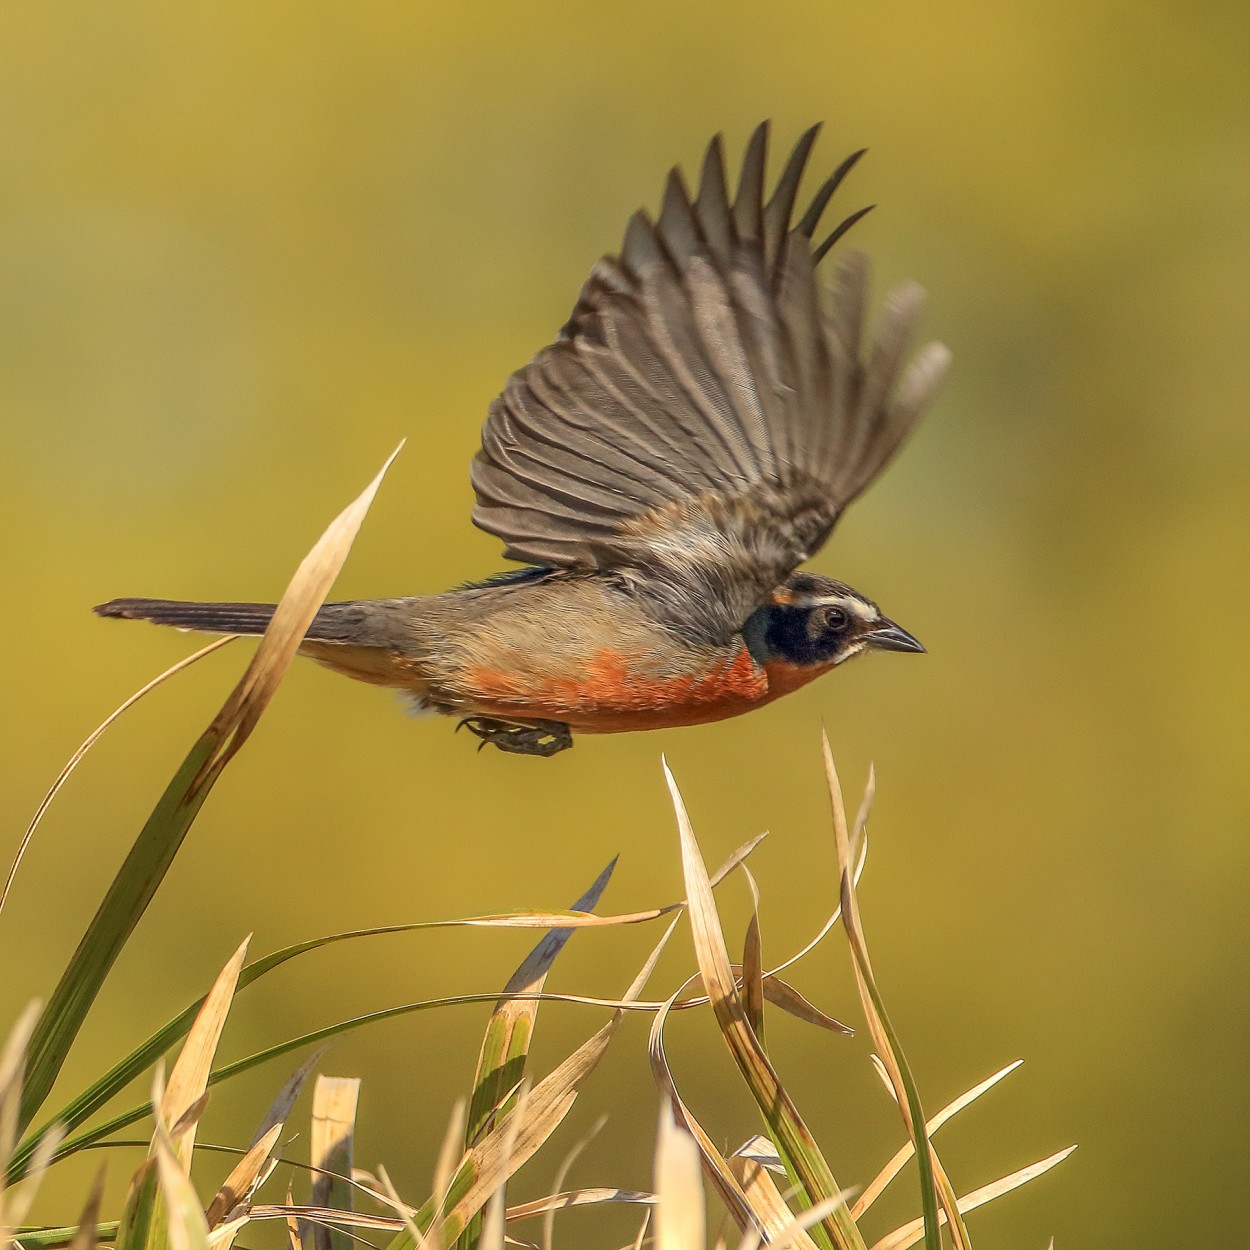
<box><xmin>806</xmin><ymin>594</ymin><xmax>879</xmax><ymax>622</ymax></box>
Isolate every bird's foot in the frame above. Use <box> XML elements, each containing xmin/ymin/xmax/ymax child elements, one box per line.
<box><xmin>456</xmin><ymin>716</ymin><xmax>573</xmax><ymax>757</ymax></box>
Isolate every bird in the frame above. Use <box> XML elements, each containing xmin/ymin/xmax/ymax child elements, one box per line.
<box><xmin>96</xmin><ymin>122</ymin><xmax>950</xmax><ymax>758</ymax></box>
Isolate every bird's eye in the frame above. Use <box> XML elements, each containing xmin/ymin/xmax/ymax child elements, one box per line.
<box><xmin>822</xmin><ymin>607</ymin><xmax>849</xmax><ymax>632</ymax></box>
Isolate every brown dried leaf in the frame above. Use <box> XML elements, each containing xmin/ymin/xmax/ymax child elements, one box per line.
<box><xmin>163</xmin><ymin>938</ymin><xmax>249</xmax><ymax>1169</ymax></box>
<box><xmin>209</xmin><ymin>445</ymin><xmax>404</xmax><ymax>764</ymax></box>
<box><xmin>207</xmin><ymin>1123</ymin><xmax>283</xmax><ymax>1228</ymax></box>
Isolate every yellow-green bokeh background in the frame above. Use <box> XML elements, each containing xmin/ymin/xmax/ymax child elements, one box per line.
<box><xmin>2</xmin><ymin>3</ymin><xmax>1248</xmax><ymax>1245</ymax></box>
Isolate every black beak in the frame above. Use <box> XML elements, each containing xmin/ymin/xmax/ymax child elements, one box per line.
<box><xmin>867</xmin><ymin>618</ymin><xmax>926</xmax><ymax>654</ymax></box>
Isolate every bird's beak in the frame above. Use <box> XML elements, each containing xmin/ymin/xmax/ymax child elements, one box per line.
<box><xmin>867</xmin><ymin>618</ymin><xmax>926</xmax><ymax>654</ymax></box>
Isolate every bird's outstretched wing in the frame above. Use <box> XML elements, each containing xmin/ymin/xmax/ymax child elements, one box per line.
<box><xmin>470</xmin><ymin>122</ymin><xmax>950</xmax><ymax>644</ymax></box>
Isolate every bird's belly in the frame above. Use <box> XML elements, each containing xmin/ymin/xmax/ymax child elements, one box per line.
<box><xmin>458</xmin><ymin>643</ymin><xmax>772</xmax><ymax>733</ymax></box>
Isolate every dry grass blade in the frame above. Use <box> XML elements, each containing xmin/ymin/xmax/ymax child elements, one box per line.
<box><xmin>760</xmin><ymin>981</ymin><xmax>852</xmax><ymax>1036</ymax></box>
<box><xmin>430</xmin><ymin>1099</ymin><xmax>469</xmax><ymax>1249</ymax></box>
<box><xmin>206</xmin><ymin>1123</ymin><xmax>283</xmax><ymax>1228</ymax></box>
<box><xmin>648</xmin><ymin>981</ymin><xmax>756</xmax><ymax>1237</ymax></box>
<box><xmin>869</xmin><ymin>1147</ymin><xmax>1077</xmax><ymax>1250</ymax></box>
<box><xmin>53</xmin><ymin>944</ymin><xmax>807</xmax><ymax>1183</ymax></box>
<box><xmin>739</xmin><ymin>1192</ymin><xmax>859</xmax><ymax>1250</ymax></box>
<box><xmin>168</xmin><ymin>1093</ymin><xmax>211</xmax><ymax>1145</ymax></box>
<box><xmin>284</xmin><ymin>1183</ymin><xmax>303</xmax><ymax>1250</ymax></box>
<box><xmin>211</xmin><ymin>443</ymin><xmax>404</xmax><ymax>763</ymax></box>
<box><xmin>667</xmin><ymin>858</ymin><xmax>868</xmax><ymax>1022</ymax></box>
<box><xmin>0</xmin><ymin>637</ymin><xmax>235</xmax><ymax>921</ymax></box>
<box><xmin>655</xmin><ymin>1101</ymin><xmax>704</xmax><ymax>1250</ymax></box>
<box><xmin>54</xmin><ymin>985</ymin><xmax>692</xmax><ymax>1178</ymax></box>
<box><xmin>206</xmin><ymin>1214</ymin><xmax>250</xmax><ymax>1250</ymax></box>
<box><xmin>726</xmin><ymin>1141</ymin><xmax>818</xmax><ymax>1250</ymax></box>
<box><xmin>439</xmin><ymin>1024</ymin><xmax>615</xmax><ymax>1242</ymax></box>
<box><xmin>630</xmin><ymin>1211</ymin><xmax>651</xmax><ymax>1250</ymax></box>
<box><xmin>1</xmin><ymin>1003</ymin><xmax>42</xmax><ymax>1190</ymax></box>
<box><xmin>729</xmin><ymin>1137</ymin><xmax>784</xmax><ymax>1173</ymax></box>
<box><xmin>478</xmin><ymin>1185</ymin><xmax>507</xmax><ymax>1250</ymax></box>
<box><xmin>1</xmin><ymin>1008</ymin><xmax>63</xmax><ymax>1241</ymax></box>
<box><xmin>821</xmin><ymin>741</ymin><xmax>963</xmax><ymax>1250</ymax></box>
<box><xmin>310</xmin><ymin>1076</ymin><xmax>360</xmax><ymax>1250</ymax></box>
<box><xmin>154</xmin><ymin>1128</ymin><xmax>212</xmax><ymax>1250</ymax></box>
<box><xmin>164</xmin><ymin>938</ymin><xmax>249</xmax><ymax>1168</ymax></box>
<box><xmin>253</xmin><ymin>1049</ymin><xmax>324</xmax><ymax>1146</ymax></box>
<box><xmin>758</xmin><ymin>832</ymin><xmax>868</xmax><ymax>985</ymax></box>
<box><xmin>657</xmin><ymin>973</ymin><xmax>850</xmax><ymax>1035</ymax></box>
<box><xmin>539</xmin><ymin>1114</ymin><xmax>605</xmax><ymax>1250</ymax></box>
<box><xmin>663</xmin><ymin>759</ymin><xmax>863</xmax><ymax>1250</ymax></box>
<box><xmin>504</xmin><ymin>1188</ymin><xmax>655</xmax><ymax>1224</ymax></box>
<box><xmin>852</xmin><ymin>1061</ymin><xmax>1024</xmax><ymax>1219</ymax></box>
<box><xmin>377</xmin><ymin>1165</ymin><xmax>432</xmax><ymax>1250</ymax></box>
<box><xmin>623</xmin><ymin>915</ymin><xmax>682</xmax><ymax>1006</ymax></box>
<box><xmin>1</xmin><ymin>1124</ymin><xmax>66</xmax><ymax>1236</ymax></box>
<box><xmin>741</xmin><ymin>870</ymin><xmax>765</xmax><ymax>1045</ymax></box>
<box><xmin>33</xmin><ymin>854</ymin><xmax>761</xmax><ymax>1182</ymax></box>
<box><xmin>250</xmin><ymin>1205</ymin><xmax>403</xmax><ymax>1232</ymax></box>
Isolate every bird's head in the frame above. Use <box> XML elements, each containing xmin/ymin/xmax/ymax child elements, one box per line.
<box><xmin>743</xmin><ymin>573</ymin><xmax>925</xmax><ymax>669</ymax></box>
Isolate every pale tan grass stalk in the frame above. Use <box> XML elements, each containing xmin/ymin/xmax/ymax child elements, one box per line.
<box><xmin>0</xmin><ymin>637</ymin><xmax>236</xmax><ymax>920</ymax></box>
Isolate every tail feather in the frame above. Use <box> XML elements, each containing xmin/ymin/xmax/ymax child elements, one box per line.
<box><xmin>94</xmin><ymin>598</ymin><xmax>279</xmax><ymax>636</ymax></box>
<box><xmin>97</xmin><ymin>595</ymin><xmax>437</xmax><ymax>696</ymax></box>
<box><xmin>94</xmin><ymin>596</ymin><xmax>422</xmax><ymax>650</ymax></box>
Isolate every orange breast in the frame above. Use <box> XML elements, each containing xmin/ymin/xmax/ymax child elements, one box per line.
<box><xmin>761</xmin><ymin>657</ymin><xmax>837</xmax><ymax>700</ymax></box>
<box><xmin>465</xmin><ymin>644</ymin><xmax>773</xmax><ymax>732</ymax></box>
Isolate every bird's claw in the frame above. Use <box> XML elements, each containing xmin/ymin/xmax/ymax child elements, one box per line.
<box><xmin>456</xmin><ymin>716</ymin><xmax>573</xmax><ymax>757</ymax></box>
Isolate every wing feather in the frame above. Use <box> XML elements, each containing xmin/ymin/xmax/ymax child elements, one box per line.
<box><xmin>471</xmin><ymin>123</ymin><xmax>949</xmax><ymax>642</ymax></box>
<box><xmin>763</xmin><ymin>123</ymin><xmax>821</xmax><ymax>272</ymax></box>
<box><xmin>693</xmin><ymin>134</ymin><xmax>734</xmax><ymax>267</ymax></box>
<box><xmin>731</xmin><ymin>122</ymin><xmax>768</xmax><ymax>242</ymax></box>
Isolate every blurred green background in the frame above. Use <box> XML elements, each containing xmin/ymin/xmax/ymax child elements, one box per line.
<box><xmin>2</xmin><ymin>1</ymin><xmax>1248</xmax><ymax>1245</ymax></box>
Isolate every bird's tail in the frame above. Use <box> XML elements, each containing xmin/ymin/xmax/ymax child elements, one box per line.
<box><xmin>94</xmin><ymin>595</ymin><xmax>433</xmax><ymax>693</ymax></box>
<box><xmin>93</xmin><ymin>597</ymin><xmax>374</xmax><ymax>643</ymax></box>
<box><xmin>95</xmin><ymin>598</ymin><xmax>280</xmax><ymax>635</ymax></box>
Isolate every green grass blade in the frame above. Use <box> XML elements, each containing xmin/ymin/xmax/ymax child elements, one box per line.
<box><xmin>114</xmin><ymin>1160</ymin><xmax>158</xmax><ymax>1250</ymax></box>
<box><xmin>19</xmin><ymin>733</ymin><xmax>221</xmax><ymax>1131</ymax></box>
<box><xmin>458</xmin><ymin>858</ymin><xmax>616</xmax><ymax>1250</ymax></box>
<box><xmin>15</xmin><ymin>1221</ymin><xmax>120</xmax><ymax>1249</ymax></box>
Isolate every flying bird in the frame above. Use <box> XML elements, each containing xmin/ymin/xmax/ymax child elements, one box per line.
<box><xmin>97</xmin><ymin>123</ymin><xmax>950</xmax><ymax>757</ymax></box>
